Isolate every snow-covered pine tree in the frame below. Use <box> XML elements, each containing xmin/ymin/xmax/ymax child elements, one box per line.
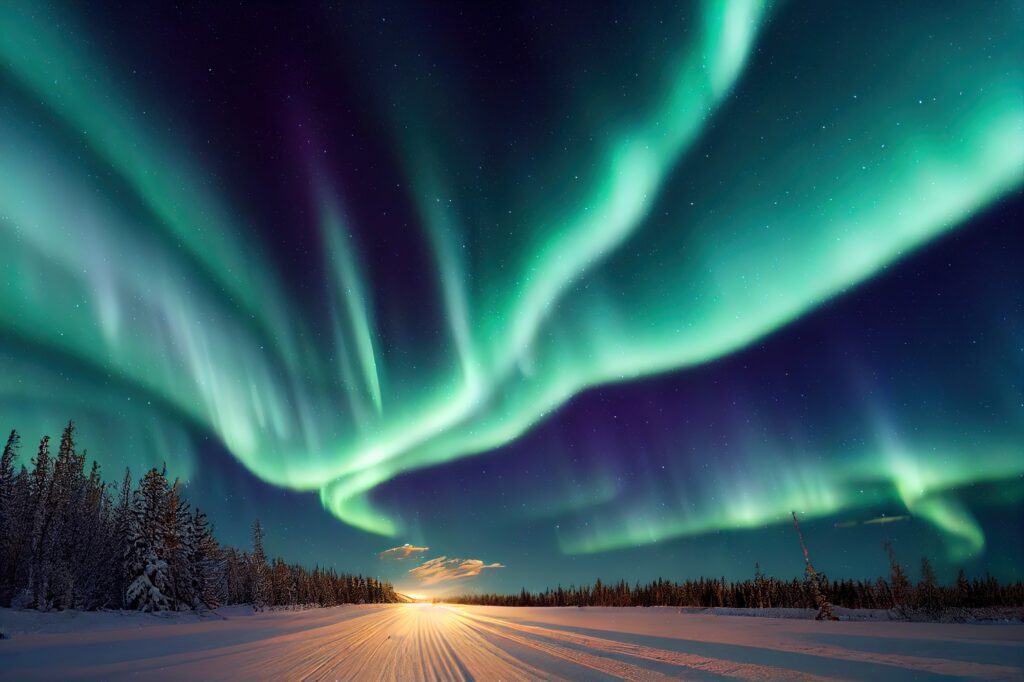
<box><xmin>0</xmin><ymin>430</ymin><xmax>20</xmax><ymax>602</ymax></box>
<box><xmin>221</xmin><ymin>547</ymin><xmax>246</xmax><ymax>605</ymax></box>
<box><xmin>26</xmin><ymin>435</ymin><xmax>53</xmax><ymax>609</ymax></box>
<box><xmin>163</xmin><ymin>481</ymin><xmax>195</xmax><ymax>609</ymax></box>
<box><xmin>918</xmin><ymin>556</ymin><xmax>940</xmax><ymax>616</ymax></box>
<box><xmin>42</xmin><ymin>421</ymin><xmax>85</xmax><ymax>610</ymax></box>
<box><xmin>110</xmin><ymin>468</ymin><xmax>134</xmax><ymax>608</ymax></box>
<box><xmin>0</xmin><ymin>430</ymin><xmax>17</xmax><ymax>516</ymax></box>
<box><xmin>753</xmin><ymin>562</ymin><xmax>769</xmax><ymax>608</ymax></box>
<box><xmin>125</xmin><ymin>468</ymin><xmax>172</xmax><ymax>612</ymax></box>
<box><xmin>190</xmin><ymin>509</ymin><xmax>223</xmax><ymax>609</ymax></box>
<box><xmin>250</xmin><ymin>520</ymin><xmax>269</xmax><ymax>611</ymax></box>
<box><xmin>270</xmin><ymin>558</ymin><xmax>297</xmax><ymax>607</ymax></box>
<box><xmin>2</xmin><ymin>466</ymin><xmax>31</xmax><ymax>605</ymax></box>
<box><xmin>885</xmin><ymin>541</ymin><xmax>911</xmax><ymax>615</ymax></box>
<box><xmin>74</xmin><ymin>460</ymin><xmax>110</xmax><ymax>609</ymax></box>
<box><xmin>955</xmin><ymin>568</ymin><xmax>971</xmax><ymax>608</ymax></box>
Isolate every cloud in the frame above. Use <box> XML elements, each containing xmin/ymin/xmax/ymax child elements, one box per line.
<box><xmin>379</xmin><ymin>544</ymin><xmax>430</xmax><ymax>561</ymax></box>
<box><xmin>835</xmin><ymin>514</ymin><xmax>910</xmax><ymax>528</ymax></box>
<box><xmin>408</xmin><ymin>556</ymin><xmax>505</xmax><ymax>585</ymax></box>
<box><xmin>864</xmin><ymin>514</ymin><xmax>910</xmax><ymax>525</ymax></box>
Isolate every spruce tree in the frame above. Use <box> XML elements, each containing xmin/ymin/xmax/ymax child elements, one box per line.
<box><xmin>918</xmin><ymin>557</ymin><xmax>940</xmax><ymax>615</ymax></box>
<box><xmin>110</xmin><ymin>468</ymin><xmax>134</xmax><ymax>608</ymax></box>
<box><xmin>77</xmin><ymin>462</ymin><xmax>113</xmax><ymax>609</ymax></box>
<box><xmin>190</xmin><ymin>509</ymin><xmax>222</xmax><ymax>609</ymax></box>
<box><xmin>126</xmin><ymin>468</ymin><xmax>172</xmax><ymax>612</ymax></box>
<box><xmin>42</xmin><ymin>421</ymin><xmax>81</xmax><ymax>609</ymax></box>
<box><xmin>753</xmin><ymin>562</ymin><xmax>768</xmax><ymax>608</ymax></box>
<box><xmin>0</xmin><ymin>430</ymin><xmax>20</xmax><ymax>602</ymax></box>
<box><xmin>27</xmin><ymin>436</ymin><xmax>53</xmax><ymax>608</ymax></box>
<box><xmin>0</xmin><ymin>430</ymin><xmax>18</xmax><ymax>507</ymax></box>
<box><xmin>955</xmin><ymin>568</ymin><xmax>971</xmax><ymax>608</ymax></box>
<box><xmin>885</xmin><ymin>542</ymin><xmax>911</xmax><ymax>615</ymax></box>
<box><xmin>4</xmin><ymin>466</ymin><xmax>32</xmax><ymax>605</ymax></box>
<box><xmin>250</xmin><ymin>519</ymin><xmax>269</xmax><ymax>611</ymax></box>
<box><xmin>163</xmin><ymin>481</ymin><xmax>195</xmax><ymax>609</ymax></box>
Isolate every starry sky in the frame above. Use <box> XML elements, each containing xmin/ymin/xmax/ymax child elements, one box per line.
<box><xmin>1</xmin><ymin>0</ymin><xmax>1022</xmax><ymax>597</ymax></box>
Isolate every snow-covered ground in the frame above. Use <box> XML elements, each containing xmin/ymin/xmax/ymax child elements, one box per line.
<box><xmin>2</xmin><ymin>604</ymin><xmax>1022</xmax><ymax>680</ymax></box>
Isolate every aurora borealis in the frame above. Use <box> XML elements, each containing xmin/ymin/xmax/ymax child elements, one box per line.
<box><xmin>1</xmin><ymin>0</ymin><xmax>1021</xmax><ymax>592</ymax></box>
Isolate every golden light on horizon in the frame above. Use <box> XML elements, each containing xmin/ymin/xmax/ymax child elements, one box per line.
<box><xmin>401</xmin><ymin>592</ymin><xmax>430</xmax><ymax>602</ymax></box>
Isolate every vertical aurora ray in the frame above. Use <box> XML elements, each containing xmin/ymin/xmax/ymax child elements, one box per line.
<box><xmin>0</xmin><ymin>1</ymin><xmax>299</xmax><ymax>361</ymax></box>
<box><xmin>318</xmin><ymin>187</ymin><xmax>384</xmax><ymax>418</ymax></box>
<box><xmin>0</xmin><ymin>0</ymin><xmax>1021</xmax><ymax>563</ymax></box>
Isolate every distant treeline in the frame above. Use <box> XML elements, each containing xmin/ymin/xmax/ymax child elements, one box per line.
<box><xmin>0</xmin><ymin>424</ymin><xmax>398</xmax><ymax>612</ymax></box>
<box><xmin>449</xmin><ymin>559</ymin><xmax>1024</xmax><ymax>613</ymax></box>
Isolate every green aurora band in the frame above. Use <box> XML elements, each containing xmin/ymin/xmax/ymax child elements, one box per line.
<box><xmin>1</xmin><ymin>0</ymin><xmax>1022</xmax><ymax>558</ymax></box>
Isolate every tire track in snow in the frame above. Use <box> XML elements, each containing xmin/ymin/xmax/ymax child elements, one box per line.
<box><xmin>247</xmin><ymin>603</ymin><xmax>574</xmax><ymax>680</ymax></box>
<box><xmin>449</xmin><ymin>607</ymin><xmax>833</xmax><ymax>681</ymax></box>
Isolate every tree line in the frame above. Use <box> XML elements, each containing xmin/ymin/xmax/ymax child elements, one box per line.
<box><xmin>0</xmin><ymin>424</ymin><xmax>398</xmax><ymax>612</ymax></box>
<box><xmin>449</xmin><ymin>558</ymin><xmax>1024</xmax><ymax>615</ymax></box>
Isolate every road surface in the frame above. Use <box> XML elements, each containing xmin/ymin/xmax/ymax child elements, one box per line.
<box><xmin>3</xmin><ymin>603</ymin><xmax>1022</xmax><ymax>680</ymax></box>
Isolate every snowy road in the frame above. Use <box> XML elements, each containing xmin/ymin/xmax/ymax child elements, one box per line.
<box><xmin>3</xmin><ymin>604</ymin><xmax>1022</xmax><ymax>680</ymax></box>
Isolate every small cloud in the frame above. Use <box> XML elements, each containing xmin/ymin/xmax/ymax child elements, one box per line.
<box><xmin>835</xmin><ymin>514</ymin><xmax>910</xmax><ymax>528</ymax></box>
<box><xmin>379</xmin><ymin>544</ymin><xmax>430</xmax><ymax>561</ymax></box>
<box><xmin>864</xmin><ymin>514</ymin><xmax>910</xmax><ymax>525</ymax></box>
<box><xmin>408</xmin><ymin>556</ymin><xmax>505</xmax><ymax>586</ymax></box>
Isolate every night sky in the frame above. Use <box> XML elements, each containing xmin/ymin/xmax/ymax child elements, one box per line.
<box><xmin>1</xmin><ymin>0</ymin><xmax>1021</xmax><ymax>597</ymax></box>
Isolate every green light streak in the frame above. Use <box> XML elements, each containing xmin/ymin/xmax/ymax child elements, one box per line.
<box><xmin>0</xmin><ymin>1</ymin><xmax>300</xmax><ymax>366</ymax></box>
<box><xmin>558</xmin><ymin>441</ymin><xmax>1023</xmax><ymax>557</ymax></box>
<box><xmin>318</xmin><ymin>190</ymin><xmax>384</xmax><ymax>416</ymax></box>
